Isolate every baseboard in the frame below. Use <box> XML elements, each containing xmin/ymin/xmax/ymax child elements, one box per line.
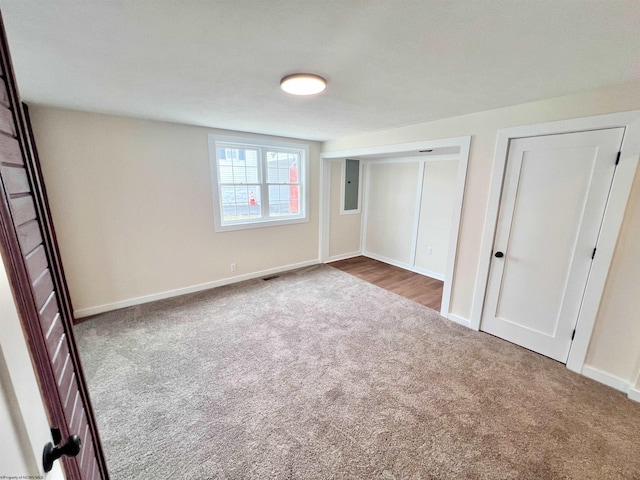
<box><xmin>412</xmin><ymin>266</ymin><xmax>445</xmax><ymax>282</ymax></box>
<box><xmin>447</xmin><ymin>313</ymin><xmax>471</xmax><ymax>328</ymax></box>
<box><xmin>324</xmin><ymin>251</ymin><xmax>362</xmax><ymax>263</ymax></box>
<box><xmin>581</xmin><ymin>365</ymin><xmax>631</xmax><ymax>394</ymax></box>
<box><xmin>363</xmin><ymin>251</ymin><xmax>445</xmax><ymax>281</ymax></box>
<box><xmin>628</xmin><ymin>386</ymin><xmax>640</xmax><ymax>403</ymax></box>
<box><xmin>74</xmin><ymin>259</ymin><xmax>320</xmax><ymax>318</ymax></box>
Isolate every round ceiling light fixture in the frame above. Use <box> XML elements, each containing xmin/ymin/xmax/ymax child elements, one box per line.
<box><xmin>280</xmin><ymin>73</ymin><xmax>327</xmax><ymax>96</ymax></box>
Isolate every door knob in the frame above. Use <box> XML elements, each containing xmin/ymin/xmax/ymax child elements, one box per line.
<box><xmin>43</xmin><ymin>434</ymin><xmax>81</xmax><ymax>472</ymax></box>
<box><xmin>494</xmin><ymin>251</ymin><xmax>504</xmax><ymax>258</ymax></box>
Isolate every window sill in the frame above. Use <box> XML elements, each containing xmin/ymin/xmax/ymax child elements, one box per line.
<box><xmin>214</xmin><ymin>216</ymin><xmax>309</xmax><ymax>233</ymax></box>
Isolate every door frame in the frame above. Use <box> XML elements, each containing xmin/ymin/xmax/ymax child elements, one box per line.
<box><xmin>470</xmin><ymin>110</ymin><xmax>640</xmax><ymax>374</ymax></box>
<box><xmin>321</xmin><ymin>135</ymin><xmax>471</xmax><ymax>321</ymax></box>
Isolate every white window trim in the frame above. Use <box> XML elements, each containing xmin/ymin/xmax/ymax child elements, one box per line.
<box><xmin>208</xmin><ymin>134</ymin><xmax>310</xmax><ymax>232</ymax></box>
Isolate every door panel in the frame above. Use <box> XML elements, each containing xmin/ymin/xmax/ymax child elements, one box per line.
<box><xmin>482</xmin><ymin>128</ymin><xmax>624</xmax><ymax>362</ymax></box>
<box><xmin>0</xmin><ymin>11</ymin><xmax>108</xmax><ymax>480</ymax></box>
<box><xmin>1</xmin><ymin>255</ymin><xmax>65</xmax><ymax>480</ymax></box>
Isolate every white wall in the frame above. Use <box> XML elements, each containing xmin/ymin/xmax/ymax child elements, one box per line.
<box><xmin>328</xmin><ymin>161</ymin><xmax>361</xmax><ymax>259</ymax></box>
<box><xmin>0</xmin><ymin>256</ymin><xmax>64</xmax><ymax>479</ymax></box>
<box><xmin>29</xmin><ymin>107</ymin><xmax>321</xmax><ymax>315</ymax></box>
<box><xmin>364</xmin><ymin>162</ymin><xmax>419</xmax><ymax>264</ymax></box>
<box><xmin>324</xmin><ymin>80</ymin><xmax>640</xmax><ymax>384</ymax></box>
<box><xmin>585</xmin><ymin>167</ymin><xmax>640</xmax><ymax>380</ymax></box>
<box><xmin>362</xmin><ymin>159</ymin><xmax>457</xmax><ymax>280</ymax></box>
<box><xmin>414</xmin><ymin>160</ymin><xmax>458</xmax><ymax>276</ymax></box>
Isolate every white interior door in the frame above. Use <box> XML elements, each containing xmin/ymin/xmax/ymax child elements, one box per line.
<box><xmin>481</xmin><ymin>128</ymin><xmax>624</xmax><ymax>362</ymax></box>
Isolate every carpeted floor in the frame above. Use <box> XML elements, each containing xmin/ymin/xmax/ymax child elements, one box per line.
<box><xmin>75</xmin><ymin>265</ymin><xmax>640</xmax><ymax>479</ymax></box>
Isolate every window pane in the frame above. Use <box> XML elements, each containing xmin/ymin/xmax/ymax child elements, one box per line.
<box><xmin>277</xmin><ymin>152</ymin><xmax>289</xmax><ymax>169</ymax></box>
<box><xmin>267</xmin><ymin>167</ymin><xmax>279</xmax><ymax>183</ymax></box>
<box><xmin>267</xmin><ymin>165</ymin><xmax>298</xmax><ymax>184</ymax></box>
<box><xmin>219</xmin><ymin>165</ymin><xmax>233</xmax><ymax>183</ymax></box>
<box><xmin>245</xmin><ymin>150</ymin><xmax>258</xmax><ymax>166</ymax></box>
<box><xmin>268</xmin><ymin>184</ymin><xmax>300</xmax><ymax>217</ymax></box>
<box><xmin>246</xmin><ymin>166</ymin><xmax>259</xmax><ymax>183</ymax></box>
<box><xmin>288</xmin><ymin>185</ymin><xmax>300</xmax><ymax>214</ymax></box>
<box><xmin>288</xmin><ymin>163</ymin><xmax>299</xmax><ymax>183</ymax></box>
<box><xmin>221</xmin><ymin>185</ymin><xmax>261</xmax><ymax>223</ymax></box>
<box><xmin>268</xmin><ymin>185</ymin><xmax>280</xmax><ymax>203</ymax></box>
<box><xmin>233</xmin><ymin>164</ymin><xmax>247</xmax><ymax>183</ymax></box>
<box><xmin>221</xmin><ymin>186</ymin><xmax>236</xmax><ymax>206</ymax></box>
<box><xmin>247</xmin><ymin>186</ymin><xmax>261</xmax><ymax>217</ymax></box>
<box><xmin>218</xmin><ymin>147</ymin><xmax>259</xmax><ymax>184</ymax></box>
<box><xmin>268</xmin><ymin>185</ymin><xmax>281</xmax><ymax>216</ymax></box>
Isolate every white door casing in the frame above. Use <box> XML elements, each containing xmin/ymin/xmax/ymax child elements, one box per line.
<box><xmin>321</xmin><ymin>136</ymin><xmax>471</xmax><ymax>322</ymax></box>
<box><xmin>481</xmin><ymin>128</ymin><xmax>624</xmax><ymax>362</ymax></box>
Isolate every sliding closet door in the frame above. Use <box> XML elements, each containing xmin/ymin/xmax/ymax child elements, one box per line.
<box><xmin>0</xmin><ymin>12</ymin><xmax>108</xmax><ymax>480</ymax></box>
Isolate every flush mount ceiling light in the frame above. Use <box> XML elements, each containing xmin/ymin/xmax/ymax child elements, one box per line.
<box><xmin>280</xmin><ymin>73</ymin><xmax>326</xmax><ymax>95</ymax></box>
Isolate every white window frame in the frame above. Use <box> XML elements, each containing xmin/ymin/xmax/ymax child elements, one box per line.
<box><xmin>208</xmin><ymin>134</ymin><xmax>309</xmax><ymax>232</ymax></box>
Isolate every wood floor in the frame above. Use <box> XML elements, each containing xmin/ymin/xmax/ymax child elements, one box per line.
<box><xmin>328</xmin><ymin>256</ymin><xmax>443</xmax><ymax>311</ymax></box>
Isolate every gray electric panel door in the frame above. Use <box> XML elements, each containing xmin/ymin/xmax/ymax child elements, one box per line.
<box><xmin>344</xmin><ymin>159</ymin><xmax>360</xmax><ymax>211</ymax></box>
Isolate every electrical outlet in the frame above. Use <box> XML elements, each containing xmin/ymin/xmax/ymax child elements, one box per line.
<box><xmin>426</xmin><ymin>247</ymin><xmax>433</xmax><ymax>255</ymax></box>
<box><xmin>230</xmin><ymin>263</ymin><xmax>237</xmax><ymax>272</ymax></box>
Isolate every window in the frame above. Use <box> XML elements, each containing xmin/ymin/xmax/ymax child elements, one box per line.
<box><xmin>209</xmin><ymin>135</ymin><xmax>309</xmax><ymax>231</ymax></box>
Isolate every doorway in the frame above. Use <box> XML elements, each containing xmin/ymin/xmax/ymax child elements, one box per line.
<box><xmin>471</xmin><ymin>111</ymin><xmax>640</xmax><ymax>374</ymax></box>
<box><xmin>481</xmin><ymin>128</ymin><xmax>624</xmax><ymax>362</ymax></box>
<box><xmin>321</xmin><ymin>137</ymin><xmax>471</xmax><ymax>323</ymax></box>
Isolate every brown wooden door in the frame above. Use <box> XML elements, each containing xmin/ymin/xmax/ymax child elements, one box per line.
<box><xmin>0</xmin><ymin>12</ymin><xmax>109</xmax><ymax>480</ymax></box>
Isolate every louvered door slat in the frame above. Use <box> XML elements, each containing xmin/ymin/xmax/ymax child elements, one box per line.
<box><xmin>0</xmin><ymin>134</ymin><xmax>21</xmax><ymax>164</ymax></box>
<box><xmin>32</xmin><ymin>268</ymin><xmax>53</xmax><ymax>308</ymax></box>
<box><xmin>39</xmin><ymin>292</ymin><xmax>59</xmax><ymax>329</ymax></box>
<box><xmin>1</xmin><ymin>164</ymin><xmax>29</xmax><ymax>193</ymax></box>
<box><xmin>25</xmin><ymin>244</ymin><xmax>47</xmax><ymax>280</ymax></box>
<box><xmin>16</xmin><ymin>219</ymin><xmax>42</xmax><ymax>253</ymax></box>
<box><xmin>10</xmin><ymin>194</ymin><xmax>37</xmax><ymax>225</ymax></box>
<box><xmin>0</xmin><ymin>104</ymin><xmax>15</xmax><ymax>135</ymax></box>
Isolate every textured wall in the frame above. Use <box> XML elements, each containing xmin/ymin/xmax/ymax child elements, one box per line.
<box><xmin>328</xmin><ymin>161</ymin><xmax>361</xmax><ymax>258</ymax></box>
<box><xmin>415</xmin><ymin>160</ymin><xmax>458</xmax><ymax>276</ymax></box>
<box><xmin>30</xmin><ymin>107</ymin><xmax>321</xmax><ymax>314</ymax></box>
<box><xmin>364</xmin><ymin>162</ymin><xmax>419</xmax><ymax>264</ymax></box>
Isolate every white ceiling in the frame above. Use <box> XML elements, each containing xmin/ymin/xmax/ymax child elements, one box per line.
<box><xmin>1</xmin><ymin>1</ymin><xmax>639</xmax><ymax>142</ymax></box>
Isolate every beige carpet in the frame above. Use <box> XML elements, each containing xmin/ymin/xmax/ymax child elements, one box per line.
<box><xmin>75</xmin><ymin>265</ymin><xmax>640</xmax><ymax>479</ymax></box>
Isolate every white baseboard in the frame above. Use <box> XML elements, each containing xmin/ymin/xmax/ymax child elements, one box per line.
<box><xmin>363</xmin><ymin>251</ymin><xmax>445</xmax><ymax>281</ymax></box>
<box><xmin>74</xmin><ymin>259</ymin><xmax>320</xmax><ymax>318</ymax></box>
<box><xmin>628</xmin><ymin>386</ymin><xmax>640</xmax><ymax>403</ymax></box>
<box><xmin>581</xmin><ymin>365</ymin><xmax>631</xmax><ymax>394</ymax></box>
<box><xmin>324</xmin><ymin>251</ymin><xmax>362</xmax><ymax>263</ymax></box>
<box><xmin>447</xmin><ymin>313</ymin><xmax>471</xmax><ymax>328</ymax></box>
<box><xmin>412</xmin><ymin>266</ymin><xmax>445</xmax><ymax>282</ymax></box>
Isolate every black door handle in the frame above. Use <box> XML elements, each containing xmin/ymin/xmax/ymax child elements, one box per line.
<box><xmin>43</xmin><ymin>434</ymin><xmax>81</xmax><ymax>472</ymax></box>
<box><xmin>494</xmin><ymin>251</ymin><xmax>504</xmax><ymax>258</ymax></box>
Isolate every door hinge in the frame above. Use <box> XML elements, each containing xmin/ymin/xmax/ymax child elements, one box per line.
<box><xmin>615</xmin><ymin>151</ymin><xmax>621</xmax><ymax>165</ymax></box>
<box><xmin>571</xmin><ymin>329</ymin><xmax>576</xmax><ymax>341</ymax></box>
<box><xmin>592</xmin><ymin>247</ymin><xmax>597</xmax><ymax>259</ymax></box>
